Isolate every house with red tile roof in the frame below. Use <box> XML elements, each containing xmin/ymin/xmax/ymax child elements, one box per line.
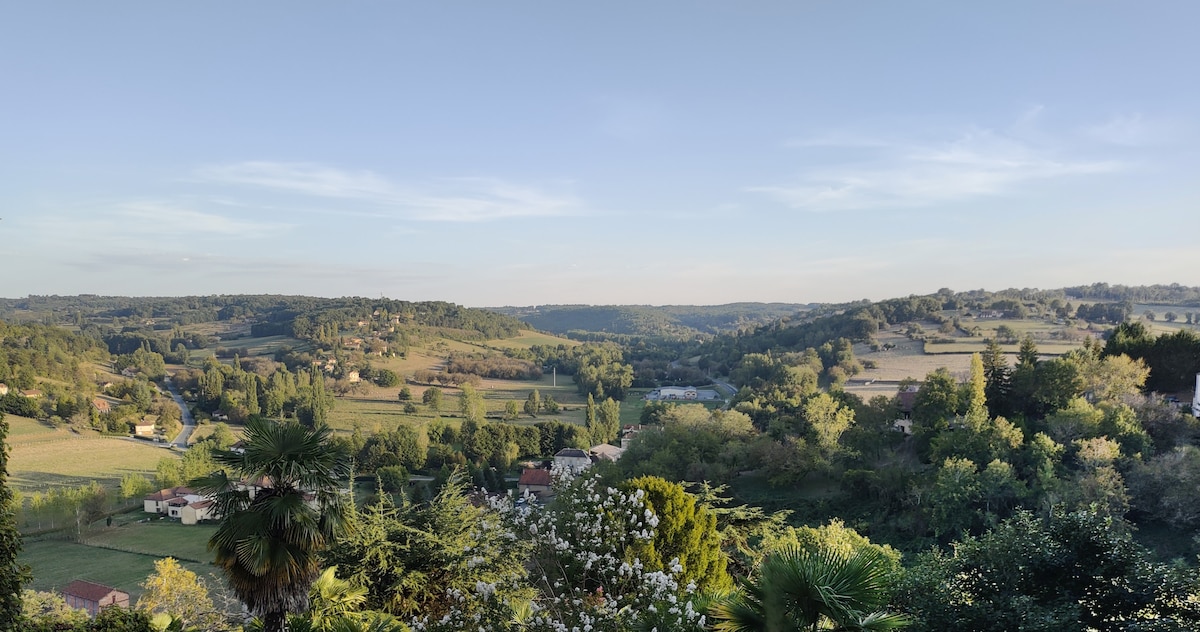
<box><xmin>143</xmin><ymin>486</ymin><xmax>195</xmax><ymax>514</ymax></box>
<box><xmin>61</xmin><ymin>580</ymin><xmax>129</xmax><ymax>616</ymax></box>
<box><xmin>518</xmin><ymin>468</ymin><xmax>553</xmax><ymax>498</ymax></box>
<box><xmin>181</xmin><ymin>499</ymin><xmax>216</xmax><ymax>525</ymax></box>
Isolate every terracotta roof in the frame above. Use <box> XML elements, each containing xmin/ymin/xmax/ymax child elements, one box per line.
<box><xmin>145</xmin><ymin>486</ymin><xmax>193</xmax><ymax>502</ymax></box>
<box><xmin>62</xmin><ymin>580</ymin><xmax>126</xmax><ymax>603</ymax></box>
<box><xmin>188</xmin><ymin>499</ymin><xmax>213</xmax><ymax>509</ymax></box>
<box><xmin>167</xmin><ymin>497</ymin><xmax>189</xmax><ymax>506</ymax></box>
<box><xmin>518</xmin><ymin>468</ymin><xmax>552</xmax><ymax>486</ymax></box>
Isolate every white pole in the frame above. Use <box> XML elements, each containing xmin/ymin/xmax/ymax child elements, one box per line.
<box><xmin>1192</xmin><ymin>373</ymin><xmax>1200</xmax><ymax>418</ymax></box>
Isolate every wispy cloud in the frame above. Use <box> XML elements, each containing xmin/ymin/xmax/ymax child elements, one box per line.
<box><xmin>117</xmin><ymin>202</ymin><xmax>290</xmax><ymax>236</ymax></box>
<box><xmin>195</xmin><ymin>161</ymin><xmax>581</xmax><ymax>222</ymax></box>
<box><xmin>1083</xmin><ymin>113</ymin><xmax>1183</xmax><ymax>147</ymax></box>
<box><xmin>753</xmin><ymin>127</ymin><xmax>1123</xmax><ymax>212</ymax></box>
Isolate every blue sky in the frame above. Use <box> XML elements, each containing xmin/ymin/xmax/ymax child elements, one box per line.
<box><xmin>2</xmin><ymin>2</ymin><xmax>1198</xmax><ymax>306</ymax></box>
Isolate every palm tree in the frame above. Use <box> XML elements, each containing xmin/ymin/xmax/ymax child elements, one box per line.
<box><xmin>194</xmin><ymin>418</ymin><xmax>351</xmax><ymax>632</ymax></box>
<box><xmin>305</xmin><ymin>566</ymin><xmax>369</xmax><ymax>632</ymax></box>
<box><xmin>712</xmin><ymin>546</ymin><xmax>910</xmax><ymax>632</ymax></box>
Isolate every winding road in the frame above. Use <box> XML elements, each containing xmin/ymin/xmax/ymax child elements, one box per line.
<box><xmin>164</xmin><ymin>377</ymin><xmax>196</xmax><ymax>448</ymax></box>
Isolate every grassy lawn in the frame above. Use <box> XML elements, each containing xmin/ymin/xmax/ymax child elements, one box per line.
<box><xmin>213</xmin><ymin>334</ymin><xmax>310</xmax><ymax>357</ymax></box>
<box><xmin>4</xmin><ymin>414</ymin><xmax>56</xmax><ymax>438</ymax></box>
<box><xmin>8</xmin><ymin>434</ymin><xmax>176</xmax><ymax>491</ymax></box>
<box><xmin>481</xmin><ymin>373</ymin><xmax>587</xmax><ymax>405</ymax></box>
<box><xmin>327</xmin><ymin>372</ymin><xmax>594</xmax><ymax>433</ymax></box>
<box><xmin>327</xmin><ymin>395</ymin><xmax>435</xmax><ymax>434</ymax></box>
<box><xmin>82</xmin><ymin>518</ymin><xmax>217</xmax><ymax>563</ymax></box>
<box><xmin>484</xmin><ymin>330</ymin><xmax>578</xmax><ymax>350</ymax></box>
<box><xmin>20</xmin><ymin>538</ymin><xmax>222</xmax><ymax>602</ymax></box>
<box><xmin>368</xmin><ymin>351</ymin><xmax>447</xmax><ymax>377</ymax></box>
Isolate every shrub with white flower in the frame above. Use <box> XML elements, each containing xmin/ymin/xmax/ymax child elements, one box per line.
<box><xmin>412</xmin><ymin>471</ymin><xmax>709</xmax><ymax>632</ymax></box>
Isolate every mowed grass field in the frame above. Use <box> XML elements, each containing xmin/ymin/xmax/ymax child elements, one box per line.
<box><xmin>479</xmin><ymin>330</ymin><xmax>580</xmax><ymax>350</ymax></box>
<box><xmin>83</xmin><ymin>517</ymin><xmax>218</xmax><ymax>563</ymax></box>
<box><xmin>6</xmin><ymin>416</ymin><xmax>176</xmax><ymax>491</ymax></box>
<box><xmin>22</xmin><ymin>508</ymin><xmax>226</xmax><ymax>603</ymax></box>
<box><xmin>21</xmin><ymin>539</ymin><xmax>222</xmax><ymax>601</ymax></box>
<box><xmin>327</xmin><ymin>365</ymin><xmax>595</xmax><ymax>434</ymax></box>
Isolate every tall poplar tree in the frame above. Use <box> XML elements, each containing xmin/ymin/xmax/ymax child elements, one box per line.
<box><xmin>965</xmin><ymin>352</ymin><xmax>988</xmax><ymax>424</ymax></box>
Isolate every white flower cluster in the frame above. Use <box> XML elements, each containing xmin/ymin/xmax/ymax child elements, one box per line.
<box><xmin>411</xmin><ymin>473</ymin><xmax>707</xmax><ymax>632</ymax></box>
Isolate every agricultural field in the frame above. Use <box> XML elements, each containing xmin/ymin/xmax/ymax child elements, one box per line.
<box><xmin>326</xmin><ymin>371</ymin><xmax>593</xmax><ymax>434</ymax></box>
<box><xmin>82</xmin><ymin>516</ymin><xmax>218</xmax><ymax>563</ymax></box>
<box><xmin>211</xmin><ymin>333</ymin><xmax>311</xmax><ymax>357</ymax></box>
<box><xmin>844</xmin><ymin>318</ymin><xmax>1090</xmax><ymax>400</ymax></box>
<box><xmin>21</xmin><ymin>536</ymin><xmax>222</xmax><ymax>603</ymax></box>
<box><xmin>7</xmin><ymin>420</ymin><xmax>175</xmax><ymax>492</ymax></box>
<box><xmin>478</xmin><ymin>330</ymin><xmax>579</xmax><ymax>350</ymax></box>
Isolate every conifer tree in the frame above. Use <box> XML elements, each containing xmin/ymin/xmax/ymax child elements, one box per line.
<box><xmin>0</xmin><ymin>412</ymin><xmax>30</xmax><ymax>629</ymax></box>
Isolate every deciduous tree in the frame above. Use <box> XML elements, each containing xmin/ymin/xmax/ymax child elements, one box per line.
<box><xmin>137</xmin><ymin>557</ymin><xmax>223</xmax><ymax>630</ymax></box>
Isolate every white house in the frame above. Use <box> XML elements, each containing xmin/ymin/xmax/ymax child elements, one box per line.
<box><xmin>181</xmin><ymin>499</ymin><xmax>217</xmax><ymax>525</ymax></box>
<box><xmin>553</xmin><ymin>448</ymin><xmax>592</xmax><ymax>474</ymax></box>
<box><xmin>133</xmin><ymin>420</ymin><xmax>156</xmax><ymax>437</ymax></box>
<box><xmin>144</xmin><ymin>487</ymin><xmax>194</xmax><ymax>514</ymax></box>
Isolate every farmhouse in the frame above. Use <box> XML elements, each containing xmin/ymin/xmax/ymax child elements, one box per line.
<box><xmin>518</xmin><ymin>468</ymin><xmax>553</xmax><ymax>498</ymax></box>
<box><xmin>589</xmin><ymin>443</ymin><xmax>625</xmax><ymax>462</ymax></box>
<box><xmin>181</xmin><ymin>499</ymin><xmax>217</xmax><ymax>525</ymax></box>
<box><xmin>553</xmin><ymin>448</ymin><xmax>592</xmax><ymax>474</ymax></box>
<box><xmin>91</xmin><ymin>398</ymin><xmax>112</xmax><ymax>414</ymax></box>
<box><xmin>61</xmin><ymin>580</ymin><xmax>129</xmax><ymax>616</ymax></box>
<box><xmin>21</xmin><ymin>389</ymin><xmax>42</xmax><ymax>399</ymax></box>
<box><xmin>133</xmin><ymin>419</ymin><xmax>157</xmax><ymax>437</ymax></box>
<box><xmin>144</xmin><ymin>486</ymin><xmax>197</xmax><ymax>514</ymax></box>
